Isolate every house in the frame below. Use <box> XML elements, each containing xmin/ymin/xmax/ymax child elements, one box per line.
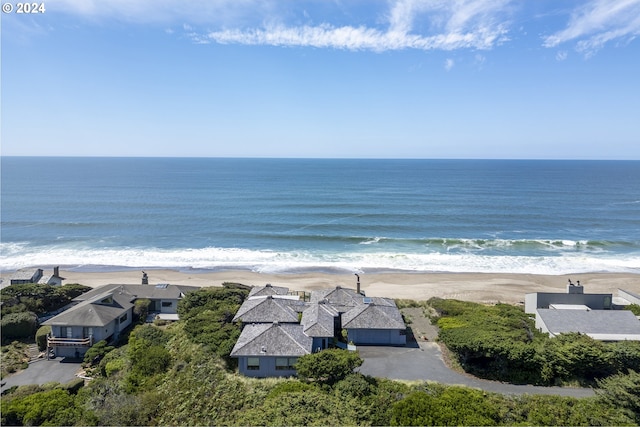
<box><xmin>341</xmin><ymin>298</ymin><xmax>407</xmax><ymax>345</ymax></box>
<box><xmin>248</xmin><ymin>283</ymin><xmax>290</xmax><ymax>298</ymax></box>
<box><xmin>525</xmin><ymin>282</ymin><xmax>640</xmax><ymax>341</ymax></box>
<box><xmin>232</xmin><ymin>295</ymin><xmax>306</xmax><ymax>324</ymax></box>
<box><xmin>42</xmin><ymin>283</ymin><xmax>199</xmax><ymax>357</ymax></box>
<box><xmin>38</xmin><ymin>266</ymin><xmax>66</xmax><ymax>286</ymax></box>
<box><xmin>525</xmin><ymin>282</ymin><xmax>613</xmax><ymax>313</ymax></box>
<box><xmin>232</xmin><ymin>322</ymin><xmax>313</xmax><ymax>377</ymax></box>
<box><xmin>42</xmin><ymin>288</ymin><xmax>135</xmax><ymax>358</ymax></box>
<box><xmin>230</xmin><ymin>284</ymin><xmax>407</xmax><ymax>377</ymax></box>
<box><xmin>10</xmin><ymin>268</ymin><xmax>43</xmax><ymax>285</ymax></box>
<box><xmin>535</xmin><ymin>309</ymin><xmax>640</xmax><ymax>340</ymax></box>
<box><xmin>300</xmin><ymin>301</ymin><xmax>339</xmax><ymax>352</ymax></box>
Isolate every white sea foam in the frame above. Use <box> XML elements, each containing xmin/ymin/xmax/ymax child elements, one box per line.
<box><xmin>1</xmin><ymin>243</ymin><xmax>638</xmax><ymax>275</ymax></box>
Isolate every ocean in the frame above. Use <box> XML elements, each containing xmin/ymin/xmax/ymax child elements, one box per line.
<box><xmin>1</xmin><ymin>157</ymin><xmax>639</xmax><ymax>275</ymax></box>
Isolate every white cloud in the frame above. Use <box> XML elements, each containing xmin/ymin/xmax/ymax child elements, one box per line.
<box><xmin>204</xmin><ymin>22</ymin><xmax>506</xmax><ymax>51</ymax></box>
<box><xmin>202</xmin><ymin>0</ymin><xmax>512</xmax><ymax>51</ymax></box>
<box><xmin>555</xmin><ymin>50</ymin><xmax>568</xmax><ymax>61</ymax></box>
<box><xmin>444</xmin><ymin>58</ymin><xmax>455</xmax><ymax>70</ymax></box>
<box><xmin>543</xmin><ymin>0</ymin><xmax>640</xmax><ymax>56</ymax></box>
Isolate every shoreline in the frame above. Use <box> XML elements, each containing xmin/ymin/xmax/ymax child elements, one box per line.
<box><xmin>3</xmin><ymin>268</ymin><xmax>638</xmax><ymax>304</ymax></box>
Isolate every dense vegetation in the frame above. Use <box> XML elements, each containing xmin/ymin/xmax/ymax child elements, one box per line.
<box><xmin>1</xmin><ymin>283</ymin><xmax>91</xmax><ymax>318</ymax></box>
<box><xmin>430</xmin><ymin>297</ymin><xmax>640</xmax><ymax>385</ymax></box>
<box><xmin>2</xmin><ymin>291</ymin><xmax>640</xmax><ymax>426</ymax></box>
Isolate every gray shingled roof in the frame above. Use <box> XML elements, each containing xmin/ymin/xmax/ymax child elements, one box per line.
<box><xmin>43</xmin><ymin>291</ymin><xmax>134</xmax><ymax>327</ymax></box>
<box><xmin>310</xmin><ymin>286</ymin><xmax>362</xmax><ymax>313</ymax></box>
<box><xmin>537</xmin><ymin>309</ymin><xmax>640</xmax><ymax>338</ymax></box>
<box><xmin>249</xmin><ymin>284</ymin><xmax>290</xmax><ymax>297</ymax></box>
<box><xmin>230</xmin><ymin>322</ymin><xmax>313</xmax><ymax>357</ymax></box>
<box><xmin>232</xmin><ymin>295</ymin><xmax>305</xmax><ymax>323</ymax></box>
<box><xmin>342</xmin><ymin>302</ymin><xmax>406</xmax><ymax>330</ymax></box>
<box><xmin>73</xmin><ymin>283</ymin><xmax>200</xmax><ymax>303</ymax></box>
<box><xmin>10</xmin><ymin>269</ymin><xmax>42</xmax><ymax>281</ymax></box>
<box><xmin>301</xmin><ymin>302</ymin><xmax>338</xmax><ymax>337</ymax></box>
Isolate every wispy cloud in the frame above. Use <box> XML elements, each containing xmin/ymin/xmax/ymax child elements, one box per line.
<box><xmin>38</xmin><ymin>0</ymin><xmax>640</xmax><ymax>55</ymax></box>
<box><xmin>200</xmin><ymin>0</ymin><xmax>512</xmax><ymax>51</ymax></box>
<box><xmin>543</xmin><ymin>0</ymin><xmax>640</xmax><ymax>56</ymax></box>
<box><xmin>444</xmin><ymin>58</ymin><xmax>455</xmax><ymax>70</ymax></box>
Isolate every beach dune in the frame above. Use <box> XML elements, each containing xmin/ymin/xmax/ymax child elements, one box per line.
<box><xmin>6</xmin><ymin>269</ymin><xmax>637</xmax><ymax>305</ymax></box>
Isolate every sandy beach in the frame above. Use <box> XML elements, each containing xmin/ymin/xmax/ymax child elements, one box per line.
<box><xmin>4</xmin><ymin>269</ymin><xmax>638</xmax><ymax>304</ymax></box>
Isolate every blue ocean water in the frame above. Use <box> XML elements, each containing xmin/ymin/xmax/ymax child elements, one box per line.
<box><xmin>1</xmin><ymin>157</ymin><xmax>639</xmax><ymax>274</ymax></box>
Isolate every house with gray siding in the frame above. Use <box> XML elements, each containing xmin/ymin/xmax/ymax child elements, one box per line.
<box><xmin>231</xmin><ymin>284</ymin><xmax>407</xmax><ymax>377</ymax></box>
<box><xmin>71</xmin><ymin>283</ymin><xmax>199</xmax><ymax>315</ymax></box>
<box><xmin>42</xmin><ymin>283</ymin><xmax>199</xmax><ymax>357</ymax></box>
<box><xmin>525</xmin><ymin>282</ymin><xmax>640</xmax><ymax>341</ymax></box>
<box><xmin>10</xmin><ymin>268</ymin><xmax>43</xmax><ymax>285</ymax></box>
<box><xmin>342</xmin><ymin>299</ymin><xmax>407</xmax><ymax>345</ymax></box>
<box><xmin>231</xmin><ymin>322</ymin><xmax>313</xmax><ymax>377</ymax></box>
<box><xmin>301</xmin><ymin>301</ymin><xmax>339</xmax><ymax>351</ymax></box>
<box><xmin>43</xmin><ymin>289</ymin><xmax>134</xmax><ymax>358</ymax></box>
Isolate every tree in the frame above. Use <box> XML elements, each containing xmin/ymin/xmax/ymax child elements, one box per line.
<box><xmin>296</xmin><ymin>349</ymin><xmax>363</xmax><ymax>385</ymax></box>
<box><xmin>133</xmin><ymin>298</ymin><xmax>151</xmax><ymax>322</ymax></box>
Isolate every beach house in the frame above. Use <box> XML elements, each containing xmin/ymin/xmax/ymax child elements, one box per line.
<box><xmin>9</xmin><ymin>268</ymin><xmax>44</xmax><ymax>285</ymax></box>
<box><xmin>525</xmin><ymin>283</ymin><xmax>640</xmax><ymax>341</ymax></box>
<box><xmin>43</xmin><ymin>283</ymin><xmax>199</xmax><ymax>358</ymax></box>
<box><xmin>230</xmin><ymin>284</ymin><xmax>406</xmax><ymax>377</ymax></box>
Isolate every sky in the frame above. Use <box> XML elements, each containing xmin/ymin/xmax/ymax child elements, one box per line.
<box><xmin>1</xmin><ymin>0</ymin><xmax>639</xmax><ymax>159</ymax></box>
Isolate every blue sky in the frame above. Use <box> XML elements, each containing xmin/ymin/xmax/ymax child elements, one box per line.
<box><xmin>2</xmin><ymin>0</ymin><xmax>639</xmax><ymax>159</ymax></box>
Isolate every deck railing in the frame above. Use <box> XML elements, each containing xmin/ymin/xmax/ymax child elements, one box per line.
<box><xmin>47</xmin><ymin>335</ymin><xmax>93</xmax><ymax>347</ymax></box>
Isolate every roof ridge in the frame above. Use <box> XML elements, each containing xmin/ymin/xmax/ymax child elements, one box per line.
<box><xmin>276</xmin><ymin>323</ymin><xmax>309</xmax><ymax>353</ymax></box>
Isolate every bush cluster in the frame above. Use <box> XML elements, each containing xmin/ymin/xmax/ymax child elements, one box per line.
<box><xmin>430</xmin><ymin>297</ymin><xmax>640</xmax><ymax>385</ymax></box>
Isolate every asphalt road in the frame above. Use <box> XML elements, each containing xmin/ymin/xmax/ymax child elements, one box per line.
<box><xmin>357</xmin><ymin>342</ymin><xmax>594</xmax><ymax>397</ymax></box>
<box><xmin>1</xmin><ymin>357</ymin><xmax>81</xmax><ymax>394</ymax></box>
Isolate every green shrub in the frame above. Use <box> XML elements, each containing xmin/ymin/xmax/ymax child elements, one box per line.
<box><xmin>1</xmin><ymin>312</ymin><xmax>38</xmax><ymax>340</ymax></box>
<box><xmin>296</xmin><ymin>349</ymin><xmax>363</xmax><ymax>385</ymax></box>
<box><xmin>35</xmin><ymin>325</ymin><xmax>51</xmax><ymax>351</ymax></box>
<box><xmin>0</xmin><ymin>388</ymin><xmax>84</xmax><ymax>426</ymax></box>
<box><xmin>624</xmin><ymin>304</ymin><xmax>640</xmax><ymax>316</ymax></box>
<box><xmin>1</xmin><ymin>283</ymin><xmax>90</xmax><ymax>317</ymax></box>
<box><xmin>83</xmin><ymin>340</ymin><xmax>114</xmax><ymax>366</ymax></box>
<box><xmin>390</xmin><ymin>387</ymin><xmax>501</xmax><ymax>426</ymax></box>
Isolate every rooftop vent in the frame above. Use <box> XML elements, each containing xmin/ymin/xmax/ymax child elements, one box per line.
<box><xmin>363</xmin><ymin>297</ymin><xmax>373</xmax><ymax>304</ymax></box>
<box><xmin>155</xmin><ymin>284</ymin><xmax>169</xmax><ymax>289</ymax></box>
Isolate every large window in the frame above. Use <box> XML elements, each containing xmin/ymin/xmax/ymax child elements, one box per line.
<box><xmin>161</xmin><ymin>301</ymin><xmax>173</xmax><ymax>307</ymax></box>
<box><xmin>247</xmin><ymin>357</ymin><xmax>260</xmax><ymax>370</ymax></box>
<box><xmin>275</xmin><ymin>357</ymin><xmax>297</xmax><ymax>370</ymax></box>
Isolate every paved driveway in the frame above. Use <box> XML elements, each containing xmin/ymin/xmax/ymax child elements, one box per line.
<box><xmin>357</xmin><ymin>342</ymin><xmax>594</xmax><ymax>397</ymax></box>
<box><xmin>1</xmin><ymin>357</ymin><xmax>82</xmax><ymax>394</ymax></box>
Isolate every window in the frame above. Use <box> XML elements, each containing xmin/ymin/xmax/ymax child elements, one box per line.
<box><xmin>247</xmin><ymin>357</ymin><xmax>260</xmax><ymax>371</ymax></box>
<box><xmin>161</xmin><ymin>301</ymin><xmax>173</xmax><ymax>307</ymax></box>
<box><xmin>65</xmin><ymin>327</ymin><xmax>72</xmax><ymax>338</ymax></box>
<box><xmin>275</xmin><ymin>357</ymin><xmax>297</xmax><ymax>370</ymax></box>
<box><xmin>120</xmin><ymin>313</ymin><xmax>128</xmax><ymax>323</ymax></box>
